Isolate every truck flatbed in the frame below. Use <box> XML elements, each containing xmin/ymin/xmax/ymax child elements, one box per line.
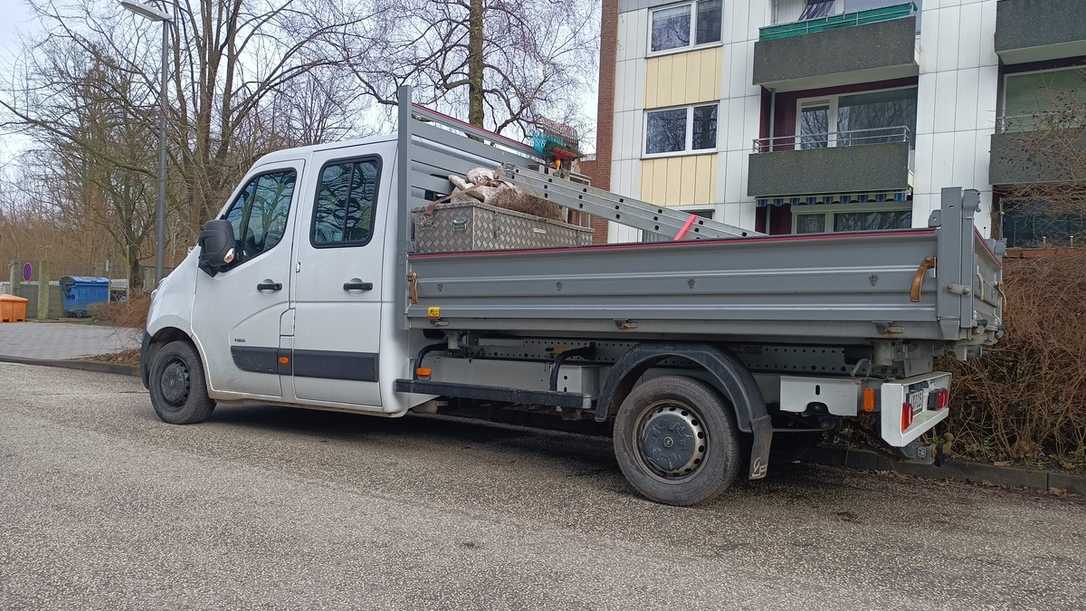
<box><xmin>395</xmin><ymin>89</ymin><xmax>1003</xmax><ymax>349</ymax></box>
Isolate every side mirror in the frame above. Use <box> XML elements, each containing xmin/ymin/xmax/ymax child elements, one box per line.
<box><xmin>198</xmin><ymin>219</ymin><xmax>237</xmax><ymax>276</ymax></box>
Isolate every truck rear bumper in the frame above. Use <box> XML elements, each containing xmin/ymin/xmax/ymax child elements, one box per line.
<box><xmin>880</xmin><ymin>372</ymin><xmax>951</xmax><ymax>447</ymax></box>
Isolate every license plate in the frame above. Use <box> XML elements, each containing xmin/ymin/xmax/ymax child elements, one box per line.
<box><xmin>908</xmin><ymin>389</ymin><xmax>925</xmax><ymax>414</ymax></box>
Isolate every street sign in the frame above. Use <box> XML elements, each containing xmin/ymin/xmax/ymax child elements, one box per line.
<box><xmin>21</xmin><ymin>262</ymin><xmax>32</xmax><ymax>282</ymax></box>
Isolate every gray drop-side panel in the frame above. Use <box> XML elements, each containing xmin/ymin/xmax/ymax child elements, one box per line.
<box><xmin>406</xmin><ymin>229</ymin><xmax>963</xmax><ymax>342</ymax></box>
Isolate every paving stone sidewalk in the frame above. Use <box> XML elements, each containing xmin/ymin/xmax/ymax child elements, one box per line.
<box><xmin>0</xmin><ymin>322</ymin><xmax>141</xmax><ymax>360</ymax></box>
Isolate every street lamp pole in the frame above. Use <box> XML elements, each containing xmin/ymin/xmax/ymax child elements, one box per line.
<box><xmin>120</xmin><ymin>0</ymin><xmax>173</xmax><ymax>289</ymax></box>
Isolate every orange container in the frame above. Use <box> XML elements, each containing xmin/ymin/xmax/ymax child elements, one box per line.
<box><xmin>0</xmin><ymin>294</ymin><xmax>29</xmax><ymax>322</ymax></box>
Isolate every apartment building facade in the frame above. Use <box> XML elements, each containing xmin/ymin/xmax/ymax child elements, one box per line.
<box><xmin>588</xmin><ymin>0</ymin><xmax>1086</xmax><ymax>246</ymax></box>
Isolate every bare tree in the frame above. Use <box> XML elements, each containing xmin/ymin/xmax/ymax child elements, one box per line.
<box><xmin>353</xmin><ymin>0</ymin><xmax>598</xmax><ymax>136</ymax></box>
<box><xmin>1</xmin><ymin>0</ymin><xmax>381</xmax><ymax>280</ymax></box>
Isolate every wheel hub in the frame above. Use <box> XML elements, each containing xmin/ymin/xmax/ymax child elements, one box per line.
<box><xmin>639</xmin><ymin>406</ymin><xmax>706</xmax><ymax>477</ymax></box>
<box><xmin>160</xmin><ymin>360</ymin><xmax>191</xmax><ymax>406</ymax></box>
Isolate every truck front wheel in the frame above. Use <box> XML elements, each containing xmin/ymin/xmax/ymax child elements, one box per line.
<box><xmin>148</xmin><ymin>340</ymin><xmax>215</xmax><ymax>424</ymax></box>
<box><xmin>613</xmin><ymin>375</ymin><xmax>740</xmax><ymax>506</ymax></box>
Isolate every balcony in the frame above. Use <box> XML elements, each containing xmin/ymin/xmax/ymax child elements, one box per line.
<box><xmin>753</xmin><ymin>2</ymin><xmax>918</xmax><ymax>92</ymax></box>
<box><xmin>747</xmin><ymin>127</ymin><xmax>913</xmax><ymax>198</ymax></box>
<box><xmin>995</xmin><ymin>0</ymin><xmax>1086</xmax><ymax>65</ymax></box>
<box><xmin>989</xmin><ymin>114</ymin><xmax>1086</xmax><ymax>186</ymax></box>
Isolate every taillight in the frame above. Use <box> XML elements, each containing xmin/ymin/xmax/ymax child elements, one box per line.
<box><xmin>901</xmin><ymin>401</ymin><xmax>913</xmax><ymax>432</ymax></box>
<box><xmin>928</xmin><ymin>388</ymin><xmax>949</xmax><ymax>411</ymax></box>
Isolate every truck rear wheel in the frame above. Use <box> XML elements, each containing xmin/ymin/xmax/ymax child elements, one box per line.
<box><xmin>613</xmin><ymin>375</ymin><xmax>740</xmax><ymax>506</ymax></box>
<box><xmin>148</xmin><ymin>340</ymin><xmax>215</xmax><ymax>424</ymax></box>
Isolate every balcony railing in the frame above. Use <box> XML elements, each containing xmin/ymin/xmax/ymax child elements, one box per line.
<box><xmin>752</xmin><ymin>126</ymin><xmax>911</xmax><ymax>153</ymax></box>
<box><xmin>996</xmin><ymin>112</ymin><xmax>1086</xmax><ymax>134</ymax></box>
<box><xmin>760</xmin><ymin>2</ymin><xmax>917</xmax><ymax>42</ymax></box>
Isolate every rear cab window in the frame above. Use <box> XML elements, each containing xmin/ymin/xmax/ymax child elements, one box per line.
<box><xmin>311</xmin><ymin>157</ymin><xmax>382</xmax><ymax>248</ymax></box>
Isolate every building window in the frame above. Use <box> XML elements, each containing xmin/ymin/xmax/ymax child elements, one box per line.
<box><xmin>792</xmin><ymin>87</ymin><xmax>917</xmax><ymax>150</ymax></box>
<box><xmin>793</xmin><ymin>206</ymin><xmax>911</xmax><ymax>234</ymax></box>
<box><xmin>645</xmin><ymin>103</ymin><xmax>718</xmax><ymax>155</ymax></box>
<box><xmin>311</xmin><ymin>157</ymin><xmax>381</xmax><ymax>248</ymax></box>
<box><xmin>795</xmin><ymin>212</ymin><xmax>826</xmax><ymax>233</ymax></box>
<box><xmin>772</xmin><ymin>0</ymin><xmax>920</xmax><ymax>25</ymax></box>
<box><xmin>1001</xmin><ymin>67</ymin><xmax>1086</xmax><ymax>133</ymax></box>
<box><xmin>650</xmin><ymin>0</ymin><xmax>722</xmax><ymax>53</ymax></box>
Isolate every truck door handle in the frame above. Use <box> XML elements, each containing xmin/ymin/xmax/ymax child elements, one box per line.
<box><xmin>256</xmin><ymin>279</ymin><xmax>282</xmax><ymax>292</ymax></box>
<box><xmin>343</xmin><ymin>278</ymin><xmax>373</xmax><ymax>292</ymax></box>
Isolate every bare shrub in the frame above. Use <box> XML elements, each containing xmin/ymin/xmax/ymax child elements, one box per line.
<box><xmin>944</xmin><ymin>251</ymin><xmax>1086</xmax><ymax>470</ymax></box>
<box><xmin>90</xmin><ymin>295</ymin><xmax>150</xmax><ymax>329</ymax></box>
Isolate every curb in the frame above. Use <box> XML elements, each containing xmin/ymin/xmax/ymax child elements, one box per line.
<box><xmin>0</xmin><ymin>355</ymin><xmax>139</xmax><ymax>377</ymax></box>
<box><xmin>806</xmin><ymin>445</ymin><xmax>1086</xmax><ymax>496</ymax></box>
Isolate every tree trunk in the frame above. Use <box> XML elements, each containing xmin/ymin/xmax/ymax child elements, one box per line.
<box><xmin>467</xmin><ymin>0</ymin><xmax>485</xmax><ymax>128</ymax></box>
<box><xmin>128</xmin><ymin>243</ymin><xmax>144</xmax><ymax>294</ymax></box>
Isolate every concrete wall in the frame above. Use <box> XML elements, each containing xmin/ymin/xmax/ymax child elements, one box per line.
<box><xmin>748</xmin><ymin>142</ymin><xmax>911</xmax><ymax>197</ymax></box>
<box><xmin>995</xmin><ymin>0</ymin><xmax>1086</xmax><ymax>63</ymax></box>
<box><xmin>753</xmin><ymin>17</ymin><xmax>919</xmax><ymax>90</ymax></box>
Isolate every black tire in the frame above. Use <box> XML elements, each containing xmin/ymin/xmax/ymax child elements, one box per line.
<box><xmin>148</xmin><ymin>340</ymin><xmax>215</xmax><ymax>424</ymax></box>
<box><xmin>613</xmin><ymin>375</ymin><xmax>740</xmax><ymax>506</ymax></box>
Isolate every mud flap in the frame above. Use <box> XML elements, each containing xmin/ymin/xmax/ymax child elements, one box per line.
<box><xmin>749</xmin><ymin>414</ymin><xmax>773</xmax><ymax>479</ymax></box>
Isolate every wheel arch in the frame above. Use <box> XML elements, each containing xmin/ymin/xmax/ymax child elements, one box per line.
<box><xmin>596</xmin><ymin>343</ymin><xmax>773</xmax><ymax>480</ymax></box>
<box><xmin>141</xmin><ymin>326</ymin><xmax>198</xmax><ymax>388</ymax></box>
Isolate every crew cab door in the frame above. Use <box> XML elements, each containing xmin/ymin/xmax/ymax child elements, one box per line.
<box><xmin>289</xmin><ymin>153</ymin><xmax>387</xmax><ymax>408</ymax></box>
<box><xmin>192</xmin><ymin>161</ymin><xmax>303</xmax><ymax>399</ymax></box>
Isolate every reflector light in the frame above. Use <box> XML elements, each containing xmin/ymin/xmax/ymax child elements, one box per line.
<box><xmin>901</xmin><ymin>401</ymin><xmax>912</xmax><ymax>432</ymax></box>
<box><xmin>416</xmin><ymin>367</ymin><xmax>432</xmax><ymax>379</ymax></box>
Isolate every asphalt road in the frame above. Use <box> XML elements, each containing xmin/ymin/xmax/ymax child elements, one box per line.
<box><xmin>2</xmin><ymin>363</ymin><xmax>1084</xmax><ymax>609</ymax></box>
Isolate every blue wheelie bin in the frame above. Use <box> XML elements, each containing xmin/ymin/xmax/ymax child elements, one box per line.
<box><xmin>59</xmin><ymin>276</ymin><xmax>111</xmax><ymax>317</ymax></box>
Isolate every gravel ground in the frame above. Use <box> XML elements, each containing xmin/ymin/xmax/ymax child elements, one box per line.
<box><xmin>1</xmin><ymin>363</ymin><xmax>1084</xmax><ymax>609</ymax></box>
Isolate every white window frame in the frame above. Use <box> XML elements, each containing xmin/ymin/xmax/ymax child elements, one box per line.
<box><xmin>643</xmin><ymin>102</ymin><xmax>720</xmax><ymax>158</ymax></box>
<box><xmin>646</xmin><ymin>0</ymin><xmax>724</xmax><ymax>58</ymax></box>
<box><xmin>795</xmin><ymin>98</ymin><xmax>836</xmax><ymax>149</ymax></box>
<box><xmin>791</xmin><ymin>202</ymin><xmax>912</xmax><ymax>235</ymax></box>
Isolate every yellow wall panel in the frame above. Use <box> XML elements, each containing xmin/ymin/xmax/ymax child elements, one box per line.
<box><xmin>679</xmin><ymin>156</ymin><xmax>697</xmax><ymax>204</ymax></box>
<box><xmin>639</xmin><ymin>153</ymin><xmax>718</xmax><ymax>208</ymax></box>
<box><xmin>644</xmin><ymin>60</ymin><xmax>657</xmax><ymax>109</ymax></box>
<box><xmin>670</xmin><ymin>54</ymin><xmax>687</xmax><ymax>107</ymax></box>
<box><xmin>644</xmin><ymin>47</ymin><xmax>722</xmax><ymax>109</ymax></box>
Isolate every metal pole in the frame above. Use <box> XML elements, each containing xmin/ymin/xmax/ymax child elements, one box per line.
<box><xmin>154</xmin><ymin>17</ymin><xmax>168</xmax><ymax>287</ymax></box>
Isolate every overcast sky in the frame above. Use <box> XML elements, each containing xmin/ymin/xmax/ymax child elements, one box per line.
<box><xmin>0</xmin><ymin>0</ymin><xmax>599</xmax><ymax>168</ymax></box>
<box><xmin>0</xmin><ymin>0</ymin><xmax>39</xmax><ymax>167</ymax></box>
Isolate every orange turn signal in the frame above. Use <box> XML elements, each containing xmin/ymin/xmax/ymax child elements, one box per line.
<box><xmin>416</xmin><ymin>367</ymin><xmax>432</xmax><ymax>379</ymax></box>
<box><xmin>862</xmin><ymin>388</ymin><xmax>876</xmax><ymax>413</ymax></box>
<box><xmin>278</xmin><ymin>356</ymin><xmax>290</xmax><ymax>365</ymax></box>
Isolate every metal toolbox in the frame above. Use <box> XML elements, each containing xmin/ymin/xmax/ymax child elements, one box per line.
<box><xmin>412</xmin><ymin>201</ymin><xmax>593</xmax><ymax>253</ymax></box>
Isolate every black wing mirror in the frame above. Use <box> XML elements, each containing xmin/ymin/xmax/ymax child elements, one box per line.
<box><xmin>198</xmin><ymin>219</ymin><xmax>237</xmax><ymax>276</ymax></box>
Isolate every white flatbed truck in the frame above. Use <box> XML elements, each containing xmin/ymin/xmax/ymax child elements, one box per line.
<box><xmin>141</xmin><ymin>87</ymin><xmax>1004</xmax><ymax>505</ymax></box>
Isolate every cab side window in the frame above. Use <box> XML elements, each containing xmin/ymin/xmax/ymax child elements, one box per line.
<box><xmin>222</xmin><ymin>170</ymin><xmax>297</xmax><ymax>262</ymax></box>
<box><xmin>312</xmin><ymin>157</ymin><xmax>380</xmax><ymax>247</ymax></box>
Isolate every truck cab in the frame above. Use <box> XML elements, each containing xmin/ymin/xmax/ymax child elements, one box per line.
<box><xmin>143</xmin><ymin>135</ymin><xmax>419</xmax><ymax>417</ymax></box>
